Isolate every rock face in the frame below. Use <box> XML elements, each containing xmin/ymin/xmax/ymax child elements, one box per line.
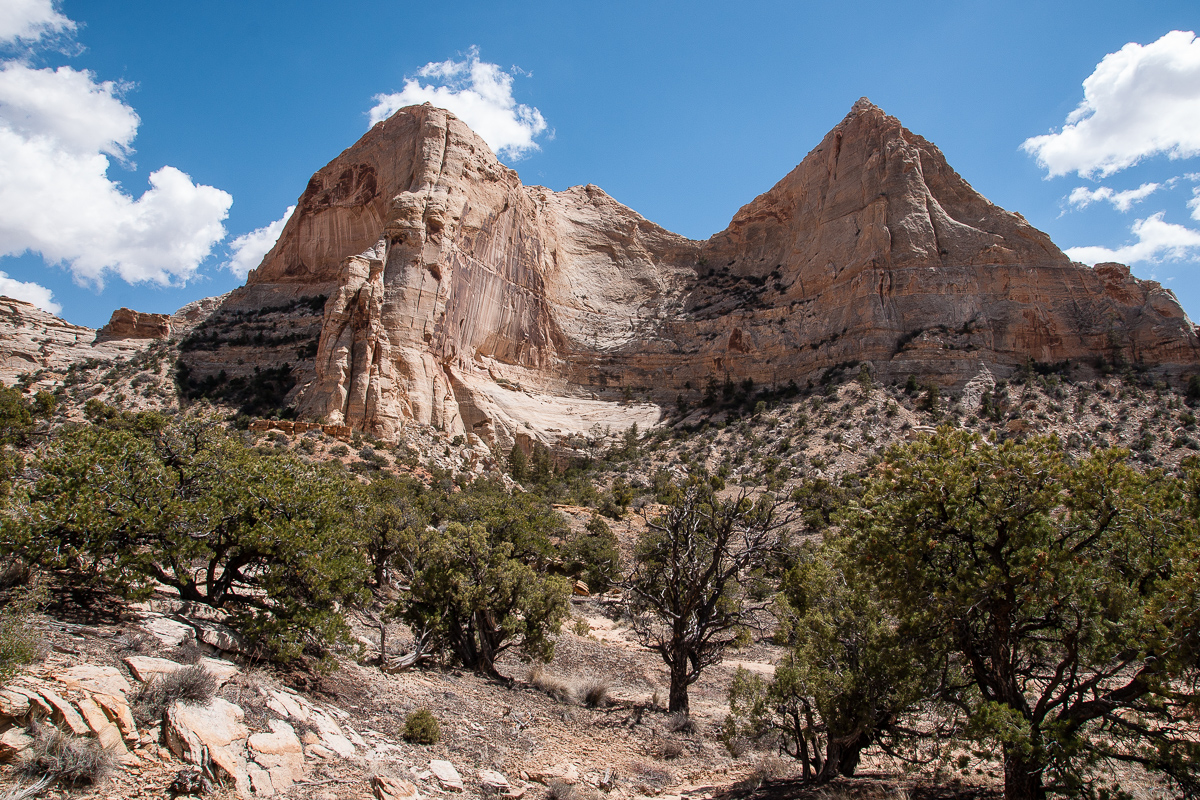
<box><xmin>181</xmin><ymin>100</ymin><xmax>1200</xmax><ymax>448</ymax></box>
<box><xmin>97</xmin><ymin>308</ymin><xmax>171</xmax><ymax>340</ymax></box>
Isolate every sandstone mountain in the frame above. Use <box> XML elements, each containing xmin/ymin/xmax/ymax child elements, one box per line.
<box><xmin>26</xmin><ymin>99</ymin><xmax>1200</xmax><ymax>450</ymax></box>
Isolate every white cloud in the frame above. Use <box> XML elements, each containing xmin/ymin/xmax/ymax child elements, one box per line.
<box><xmin>1022</xmin><ymin>30</ymin><xmax>1200</xmax><ymax>178</ymax></box>
<box><xmin>1067</xmin><ymin>182</ymin><xmax>1162</xmax><ymax>212</ymax></box>
<box><xmin>1066</xmin><ymin>212</ymin><xmax>1200</xmax><ymax>264</ymax></box>
<box><xmin>1189</xmin><ymin>187</ymin><xmax>1200</xmax><ymax>221</ymax></box>
<box><xmin>0</xmin><ymin>269</ymin><xmax>58</xmax><ymax>314</ymax></box>
<box><xmin>368</xmin><ymin>46</ymin><xmax>547</xmax><ymax>160</ymax></box>
<box><xmin>224</xmin><ymin>205</ymin><xmax>294</xmax><ymax>280</ymax></box>
<box><xmin>0</xmin><ymin>62</ymin><xmax>232</xmax><ymax>287</ymax></box>
<box><xmin>0</xmin><ymin>0</ymin><xmax>72</xmax><ymax>45</ymax></box>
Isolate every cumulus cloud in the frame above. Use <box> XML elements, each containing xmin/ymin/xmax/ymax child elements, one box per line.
<box><xmin>1067</xmin><ymin>182</ymin><xmax>1162</xmax><ymax>212</ymax></box>
<box><xmin>1189</xmin><ymin>187</ymin><xmax>1200</xmax><ymax>221</ymax></box>
<box><xmin>224</xmin><ymin>205</ymin><xmax>294</xmax><ymax>280</ymax></box>
<box><xmin>0</xmin><ymin>62</ymin><xmax>232</xmax><ymax>287</ymax></box>
<box><xmin>1022</xmin><ymin>30</ymin><xmax>1200</xmax><ymax>178</ymax></box>
<box><xmin>0</xmin><ymin>270</ymin><xmax>59</xmax><ymax>313</ymax></box>
<box><xmin>1066</xmin><ymin>212</ymin><xmax>1200</xmax><ymax>265</ymax></box>
<box><xmin>0</xmin><ymin>0</ymin><xmax>72</xmax><ymax>45</ymax></box>
<box><xmin>368</xmin><ymin>46</ymin><xmax>548</xmax><ymax>160</ymax></box>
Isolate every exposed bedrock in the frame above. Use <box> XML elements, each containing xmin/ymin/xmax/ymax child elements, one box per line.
<box><xmin>175</xmin><ymin>100</ymin><xmax>1199</xmax><ymax>449</ymax></box>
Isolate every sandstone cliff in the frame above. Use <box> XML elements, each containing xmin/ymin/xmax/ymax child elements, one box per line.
<box><xmin>177</xmin><ymin>100</ymin><xmax>1200</xmax><ymax>449</ymax></box>
<box><xmin>97</xmin><ymin>308</ymin><xmax>171</xmax><ymax>341</ymax></box>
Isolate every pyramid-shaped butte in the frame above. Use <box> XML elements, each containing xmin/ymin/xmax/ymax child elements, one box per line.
<box><xmin>187</xmin><ymin>100</ymin><xmax>1200</xmax><ymax>448</ymax></box>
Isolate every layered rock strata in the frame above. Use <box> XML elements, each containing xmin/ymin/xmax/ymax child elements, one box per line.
<box><xmin>97</xmin><ymin>308</ymin><xmax>171</xmax><ymax>340</ymax></box>
<box><xmin>0</xmin><ymin>297</ymin><xmax>156</xmax><ymax>388</ymax></box>
<box><xmin>177</xmin><ymin>100</ymin><xmax>1200</xmax><ymax>448</ymax></box>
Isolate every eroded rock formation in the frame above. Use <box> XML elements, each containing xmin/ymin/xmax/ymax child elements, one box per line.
<box><xmin>97</xmin><ymin>308</ymin><xmax>171</xmax><ymax>340</ymax></box>
<box><xmin>180</xmin><ymin>99</ymin><xmax>1199</xmax><ymax>449</ymax></box>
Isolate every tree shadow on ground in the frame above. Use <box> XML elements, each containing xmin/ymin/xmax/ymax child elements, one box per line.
<box><xmin>716</xmin><ymin>775</ymin><xmax>1002</xmax><ymax>800</ymax></box>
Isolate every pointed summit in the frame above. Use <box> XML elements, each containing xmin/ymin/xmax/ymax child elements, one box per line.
<box><xmin>176</xmin><ymin>101</ymin><xmax>1199</xmax><ymax>449</ymax></box>
<box><xmin>848</xmin><ymin>95</ymin><xmax>884</xmax><ymax>117</ymax></box>
<box><xmin>709</xmin><ymin>101</ymin><xmax>1069</xmax><ymax>281</ymax></box>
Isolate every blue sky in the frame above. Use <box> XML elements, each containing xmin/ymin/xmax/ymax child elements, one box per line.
<box><xmin>1</xmin><ymin>0</ymin><xmax>1199</xmax><ymax>327</ymax></box>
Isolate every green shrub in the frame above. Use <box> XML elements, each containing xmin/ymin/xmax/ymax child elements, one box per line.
<box><xmin>561</xmin><ymin>515</ymin><xmax>621</xmax><ymax>594</ymax></box>
<box><xmin>403</xmin><ymin>708</ymin><xmax>440</xmax><ymax>744</ymax></box>
<box><xmin>393</xmin><ymin>480</ymin><xmax>570</xmax><ymax>675</ymax></box>
<box><xmin>0</xmin><ymin>590</ymin><xmax>41</xmax><ymax>686</ymax></box>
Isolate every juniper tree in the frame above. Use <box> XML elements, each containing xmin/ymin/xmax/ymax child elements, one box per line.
<box><xmin>12</xmin><ymin>413</ymin><xmax>369</xmax><ymax>660</ymax></box>
<box><xmin>725</xmin><ymin>542</ymin><xmax>939</xmax><ymax>781</ymax></box>
<box><xmin>845</xmin><ymin>430</ymin><xmax>1200</xmax><ymax>800</ymax></box>
<box><xmin>625</xmin><ymin>481</ymin><xmax>791</xmax><ymax>713</ymax></box>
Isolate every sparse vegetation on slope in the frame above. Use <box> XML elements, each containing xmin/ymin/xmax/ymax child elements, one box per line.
<box><xmin>4</xmin><ymin>359</ymin><xmax>1200</xmax><ymax>799</ymax></box>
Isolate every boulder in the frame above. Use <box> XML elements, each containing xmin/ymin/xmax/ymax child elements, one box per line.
<box><xmin>124</xmin><ymin>655</ymin><xmax>186</xmax><ymax>683</ymax></box>
<box><xmin>164</xmin><ymin>698</ymin><xmax>250</xmax><ymax>796</ymax></box>
<box><xmin>307</xmin><ymin>707</ymin><xmax>355</xmax><ymax>758</ymax></box>
<box><xmin>0</xmin><ymin>689</ymin><xmax>30</xmax><ymax>720</ymax></box>
<box><xmin>74</xmin><ymin>695</ymin><xmax>130</xmax><ymax>756</ymax></box>
<box><xmin>124</xmin><ymin>655</ymin><xmax>238</xmax><ymax>685</ymax></box>
<box><xmin>265</xmin><ymin>689</ymin><xmax>309</xmax><ymax>722</ymax></box>
<box><xmin>5</xmin><ymin>687</ymin><xmax>50</xmax><ymax>717</ymax></box>
<box><xmin>0</xmin><ymin>727</ymin><xmax>32</xmax><ymax>761</ymax></box>
<box><xmin>139</xmin><ymin>614</ymin><xmax>197</xmax><ymax>647</ymax></box>
<box><xmin>479</xmin><ymin>769</ymin><xmax>511</xmax><ymax>793</ymax></box>
<box><xmin>247</xmin><ymin>719</ymin><xmax>304</xmax><ymax>791</ymax></box>
<box><xmin>52</xmin><ymin>664</ymin><xmax>131</xmax><ymax>697</ymax></box>
<box><xmin>191</xmin><ymin>619</ymin><xmax>248</xmax><ymax>655</ymax></box>
<box><xmin>33</xmin><ymin>686</ymin><xmax>90</xmax><ymax>736</ymax></box>
<box><xmin>429</xmin><ymin>759</ymin><xmax>464</xmax><ymax>791</ymax></box>
<box><xmin>528</xmin><ymin>763</ymin><xmax>579</xmax><ymax>786</ymax></box>
<box><xmin>246</xmin><ymin>764</ymin><xmax>277</xmax><ymax>797</ymax></box>
<box><xmin>373</xmin><ymin>775</ymin><xmax>421</xmax><ymax>800</ymax></box>
<box><xmin>305</xmin><ymin>743</ymin><xmax>334</xmax><ymax>760</ymax></box>
<box><xmin>93</xmin><ymin>692</ymin><xmax>138</xmax><ymax>744</ymax></box>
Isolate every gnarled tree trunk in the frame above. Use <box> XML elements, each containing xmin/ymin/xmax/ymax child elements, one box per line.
<box><xmin>1004</xmin><ymin>748</ymin><xmax>1046</xmax><ymax>800</ymax></box>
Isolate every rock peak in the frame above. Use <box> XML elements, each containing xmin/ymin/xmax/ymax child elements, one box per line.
<box><xmin>850</xmin><ymin>96</ymin><xmax>882</xmax><ymax>115</ymax></box>
<box><xmin>175</xmin><ymin>99</ymin><xmax>1200</xmax><ymax>450</ymax></box>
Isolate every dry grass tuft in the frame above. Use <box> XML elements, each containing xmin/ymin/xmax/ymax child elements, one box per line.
<box><xmin>1</xmin><ymin>776</ymin><xmax>52</xmax><ymax>800</ymax></box>
<box><xmin>580</xmin><ymin>678</ymin><xmax>610</xmax><ymax>708</ymax></box>
<box><xmin>172</xmin><ymin>638</ymin><xmax>204</xmax><ymax>664</ymax></box>
<box><xmin>546</xmin><ymin>780</ymin><xmax>600</xmax><ymax>800</ymax></box>
<box><xmin>19</xmin><ymin>723</ymin><xmax>113</xmax><ymax>787</ymax></box>
<box><xmin>658</xmin><ymin>738</ymin><xmax>685</xmax><ymax>760</ymax></box>
<box><xmin>134</xmin><ymin>664</ymin><xmax>218</xmax><ymax>723</ymax></box>
<box><xmin>724</xmin><ymin>734</ymin><xmax>753</xmax><ymax>758</ymax></box>
<box><xmin>115</xmin><ymin>631</ymin><xmax>158</xmax><ymax>655</ymax></box>
<box><xmin>631</xmin><ymin>761</ymin><xmax>672</xmax><ymax>793</ymax></box>
<box><xmin>665</xmin><ymin>711</ymin><xmax>695</xmax><ymax>734</ymax></box>
<box><xmin>529</xmin><ymin>664</ymin><xmax>576</xmax><ymax>704</ymax></box>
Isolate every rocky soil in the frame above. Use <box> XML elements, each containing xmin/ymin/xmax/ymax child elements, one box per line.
<box><xmin>0</xmin><ymin>580</ymin><xmax>1000</xmax><ymax>800</ymax></box>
